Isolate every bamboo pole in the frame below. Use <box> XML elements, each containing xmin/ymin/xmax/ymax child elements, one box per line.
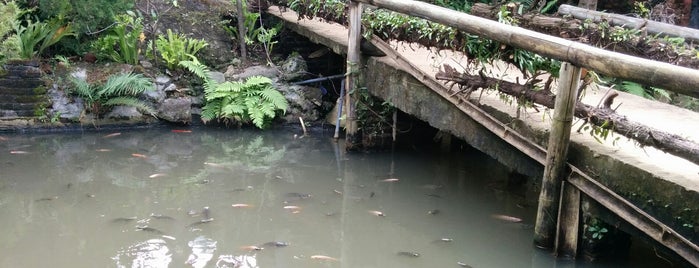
<box><xmin>534</xmin><ymin>62</ymin><xmax>582</xmax><ymax>249</ymax></box>
<box><xmin>355</xmin><ymin>0</ymin><xmax>699</xmax><ymax>98</ymax></box>
<box><xmin>236</xmin><ymin>0</ymin><xmax>248</xmax><ymax>63</ymax></box>
<box><xmin>345</xmin><ymin>1</ymin><xmax>362</xmax><ymax>150</ymax></box>
<box><xmin>559</xmin><ymin>4</ymin><xmax>699</xmax><ymax>43</ymax></box>
<box><xmin>555</xmin><ymin>181</ymin><xmax>581</xmax><ymax>259</ymax></box>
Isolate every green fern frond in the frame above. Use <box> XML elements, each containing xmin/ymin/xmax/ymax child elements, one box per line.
<box><xmin>103</xmin><ymin>96</ymin><xmax>156</xmax><ymax>116</ymax></box>
<box><xmin>99</xmin><ymin>73</ymin><xmax>153</xmax><ymax>97</ymax></box>
<box><xmin>245</xmin><ymin>75</ymin><xmax>273</xmax><ymax>87</ymax></box>
<box><xmin>69</xmin><ymin>77</ymin><xmax>96</xmax><ymax>100</ymax></box>
<box><xmin>258</xmin><ymin>86</ymin><xmax>288</xmax><ymax>112</ymax></box>
<box><xmin>179</xmin><ymin>60</ymin><xmax>210</xmax><ymax>81</ymax></box>
<box><xmin>201</xmin><ymin>99</ymin><xmax>222</xmax><ymax>123</ymax></box>
<box><xmin>248</xmin><ymin>105</ymin><xmax>266</xmax><ymax>128</ymax></box>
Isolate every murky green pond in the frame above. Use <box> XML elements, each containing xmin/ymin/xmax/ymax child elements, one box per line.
<box><xmin>0</xmin><ymin>127</ymin><xmax>671</xmax><ymax>267</ymax></box>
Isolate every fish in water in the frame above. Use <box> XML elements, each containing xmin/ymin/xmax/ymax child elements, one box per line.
<box><xmin>240</xmin><ymin>245</ymin><xmax>264</xmax><ymax>251</ymax></box>
<box><xmin>202</xmin><ymin>206</ymin><xmax>211</xmax><ymax>219</ymax></box>
<box><xmin>150</xmin><ymin>213</ymin><xmax>174</xmax><ymax>220</ymax></box>
<box><xmin>171</xmin><ymin>129</ymin><xmax>192</xmax><ymax>133</ymax></box>
<box><xmin>187</xmin><ymin>218</ymin><xmax>214</xmax><ymax>229</ymax></box>
<box><xmin>136</xmin><ymin>225</ymin><xmax>165</xmax><ymax>234</ymax></box>
<box><xmin>368</xmin><ymin>210</ymin><xmax>385</xmax><ymax>217</ymax></box>
<box><xmin>35</xmin><ymin>196</ymin><xmax>58</xmax><ymax>201</ymax></box>
<box><xmin>232</xmin><ymin>203</ymin><xmax>252</xmax><ymax>208</ymax></box>
<box><xmin>148</xmin><ymin>173</ymin><xmax>167</xmax><ymax>178</ymax></box>
<box><xmin>260</xmin><ymin>241</ymin><xmax>290</xmax><ymax>248</ymax></box>
<box><xmin>397</xmin><ymin>251</ymin><xmax>420</xmax><ymax>257</ymax></box>
<box><xmin>10</xmin><ymin>150</ymin><xmax>30</xmax><ymax>154</ymax></box>
<box><xmin>380</xmin><ymin>178</ymin><xmax>399</xmax><ymax>182</ymax></box>
<box><xmin>427</xmin><ymin>209</ymin><xmax>441</xmax><ymax>215</ymax></box>
<box><xmin>457</xmin><ymin>261</ymin><xmax>473</xmax><ymax>268</ymax></box>
<box><xmin>283</xmin><ymin>205</ymin><xmax>301</xmax><ymax>210</ymax></box>
<box><xmin>131</xmin><ymin>153</ymin><xmax>147</xmax><ymax>159</ymax></box>
<box><xmin>112</xmin><ymin>216</ymin><xmax>138</xmax><ymax>223</ymax></box>
<box><xmin>433</xmin><ymin>238</ymin><xmax>453</xmax><ymax>243</ymax></box>
<box><xmin>491</xmin><ymin>214</ymin><xmax>523</xmax><ymax>223</ymax></box>
<box><xmin>103</xmin><ymin>132</ymin><xmax>121</xmax><ymax>138</ymax></box>
<box><xmin>310</xmin><ymin>255</ymin><xmax>338</xmax><ymax>261</ymax></box>
<box><xmin>95</xmin><ymin>148</ymin><xmax>112</xmax><ymax>152</ymax></box>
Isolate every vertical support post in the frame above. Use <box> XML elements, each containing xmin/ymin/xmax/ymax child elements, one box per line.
<box><xmin>534</xmin><ymin>62</ymin><xmax>582</xmax><ymax>249</ymax></box>
<box><xmin>345</xmin><ymin>1</ymin><xmax>362</xmax><ymax>151</ymax></box>
<box><xmin>555</xmin><ymin>181</ymin><xmax>581</xmax><ymax>258</ymax></box>
<box><xmin>236</xmin><ymin>0</ymin><xmax>248</xmax><ymax>63</ymax></box>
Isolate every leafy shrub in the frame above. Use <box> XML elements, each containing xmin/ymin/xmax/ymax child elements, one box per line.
<box><xmin>0</xmin><ymin>1</ymin><xmax>22</xmax><ymax>63</ymax></box>
<box><xmin>179</xmin><ymin>59</ymin><xmax>288</xmax><ymax>128</ymax></box>
<box><xmin>91</xmin><ymin>13</ymin><xmax>144</xmax><ymax>64</ymax></box>
<box><xmin>15</xmin><ymin>17</ymin><xmax>76</xmax><ymax>59</ymax></box>
<box><xmin>69</xmin><ymin>72</ymin><xmax>155</xmax><ymax>117</ymax></box>
<box><xmin>151</xmin><ymin>29</ymin><xmax>208</xmax><ymax>70</ymax></box>
<box><xmin>37</xmin><ymin>0</ymin><xmax>134</xmax><ymax>36</ymax></box>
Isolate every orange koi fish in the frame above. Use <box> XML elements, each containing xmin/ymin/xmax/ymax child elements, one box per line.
<box><xmin>171</xmin><ymin>129</ymin><xmax>192</xmax><ymax>133</ymax></box>
<box><xmin>103</xmin><ymin>132</ymin><xmax>121</xmax><ymax>138</ymax></box>
<box><xmin>132</xmin><ymin>153</ymin><xmax>147</xmax><ymax>158</ymax></box>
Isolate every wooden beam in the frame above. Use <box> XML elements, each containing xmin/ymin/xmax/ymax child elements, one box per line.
<box><xmin>559</xmin><ymin>4</ymin><xmax>699</xmax><ymax>43</ymax></box>
<box><xmin>236</xmin><ymin>0</ymin><xmax>248</xmax><ymax>63</ymax></box>
<box><xmin>345</xmin><ymin>1</ymin><xmax>362</xmax><ymax>150</ymax></box>
<box><xmin>555</xmin><ymin>181</ymin><xmax>581</xmax><ymax>259</ymax></box>
<box><xmin>355</xmin><ymin>0</ymin><xmax>699</xmax><ymax>98</ymax></box>
<box><xmin>534</xmin><ymin>62</ymin><xmax>582</xmax><ymax>249</ymax></box>
<box><xmin>567</xmin><ymin>171</ymin><xmax>699</xmax><ymax>267</ymax></box>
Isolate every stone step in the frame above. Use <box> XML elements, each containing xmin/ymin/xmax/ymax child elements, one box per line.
<box><xmin>0</xmin><ymin>86</ymin><xmax>47</xmax><ymax>95</ymax></box>
<box><xmin>0</xmin><ymin>109</ymin><xmax>37</xmax><ymax>117</ymax></box>
<box><xmin>2</xmin><ymin>61</ymin><xmax>42</xmax><ymax>78</ymax></box>
<box><xmin>0</xmin><ymin>102</ymin><xmax>40</xmax><ymax>110</ymax></box>
<box><xmin>0</xmin><ymin>78</ymin><xmax>44</xmax><ymax>89</ymax></box>
<box><xmin>0</xmin><ymin>94</ymin><xmax>45</xmax><ymax>103</ymax></box>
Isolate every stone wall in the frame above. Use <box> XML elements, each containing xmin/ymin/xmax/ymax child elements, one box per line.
<box><xmin>0</xmin><ymin>60</ymin><xmax>47</xmax><ymax>118</ymax></box>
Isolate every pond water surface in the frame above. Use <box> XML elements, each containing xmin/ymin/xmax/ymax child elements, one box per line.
<box><xmin>0</xmin><ymin>127</ymin><xmax>672</xmax><ymax>267</ymax></box>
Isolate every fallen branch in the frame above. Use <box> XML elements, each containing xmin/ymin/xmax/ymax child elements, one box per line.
<box><xmin>436</xmin><ymin>65</ymin><xmax>699</xmax><ymax>165</ymax></box>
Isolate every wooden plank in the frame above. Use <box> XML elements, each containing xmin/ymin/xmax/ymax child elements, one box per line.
<box><xmin>345</xmin><ymin>1</ymin><xmax>362</xmax><ymax>150</ymax></box>
<box><xmin>534</xmin><ymin>62</ymin><xmax>582</xmax><ymax>249</ymax></box>
<box><xmin>567</xmin><ymin>171</ymin><xmax>699</xmax><ymax>267</ymax></box>
<box><xmin>559</xmin><ymin>4</ymin><xmax>699</xmax><ymax>43</ymax></box>
<box><xmin>555</xmin><ymin>181</ymin><xmax>581</xmax><ymax>259</ymax></box>
<box><xmin>355</xmin><ymin>0</ymin><xmax>699</xmax><ymax>98</ymax></box>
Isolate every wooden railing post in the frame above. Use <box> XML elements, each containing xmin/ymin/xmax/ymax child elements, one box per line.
<box><xmin>345</xmin><ymin>0</ymin><xmax>362</xmax><ymax>150</ymax></box>
<box><xmin>534</xmin><ymin>62</ymin><xmax>582</xmax><ymax>249</ymax></box>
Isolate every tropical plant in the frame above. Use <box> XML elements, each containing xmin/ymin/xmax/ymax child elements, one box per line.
<box><xmin>91</xmin><ymin>13</ymin><xmax>144</xmax><ymax>65</ymax></box>
<box><xmin>0</xmin><ymin>1</ymin><xmax>22</xmax><ymax>64</ymax></box>
<box><xmin>69</xmin><ymin>72</ymin><xmax>155</xmax><ymax>117</ymax></box>
<box><xmin>150</xmin><ymin>29</ymin><xmax>208</xmax><ymax>70</ymax></box>
<box><xmin>14</xmin><ymin>17</ymin><xmax>76</xmax><ymax>59</ymax></box>
<box><xmin>179</xmin><ymin>59</ymin><xmax>288</xmax><ymax>128</ymax></box>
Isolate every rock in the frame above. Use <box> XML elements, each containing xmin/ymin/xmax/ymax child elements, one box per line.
<box><xmin>276</xmin><ymin>84</ymin><xmax>325</xmax><ymax>122</ymax></box>
<box><xmin>105</xmin><ymin>106</ymin><xmax>143</xmax><ymax>120</ymax></box>
<box><xmin>71</xmin><ymin>68</ymin><xmax>87</xmax><ymax>81</ymax></box>
<box><xmin>143</xmin><ymin>85</ymin><xmax>166</xmax><ymax>103</ymax></box>
<box><xmin>209</xmin><ymin>71</ymin><xmax>225</xmax><ymax>84</ymax></box>
<box><xmin>280</xmin><ymin>54</ymin><xmax>308</xmax><ymax>81</ymax></box>
<box><xmin>226</xmin><ymin>65</ymin><xmax>279</xmax><ymax>81</ymax></box>
<box><xmin>140</xmin><ymin>60</ymin><xmax>153</xmax><ymax>69</ymax></box>
<box><xmin>157</xmin><ymin>97</ymin><xmax>192</xmax><ymax>123</ymax></box>
<box><xmin>163</xmin><ymin>83</ymin><xmax>178</xmax><ymax>94</ymax></box>
<box><xmin>155</xmin><ymin>75</ymin><xmax>171</xmax><ymax>85</ymax></box>
<box><xmin>48</xmin><ymin>84</ymin><xmax>84</xmax><ymax>121</ymax></box>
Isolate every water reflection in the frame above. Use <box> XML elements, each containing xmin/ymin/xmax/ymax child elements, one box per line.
<box><xmin>0</xmin><ymin>128</ymin><xmax>669</xmax><ymax>267</ymax></box>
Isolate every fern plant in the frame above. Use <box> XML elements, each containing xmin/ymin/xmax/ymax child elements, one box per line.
<box><xmin>69</xmin><ymin>72</ymin><xmax>155</xmax><ymax>117</ymax></box>
<box><xmin>15</xmin><ymin>17</ymin><xmax>75</xmax><ymax>59</ymax></box>
<box><xmin>179</xmin><ymin>59</ymin><xmax>288</xmax><ymax>128</ymax></box>
<box><xmin>151</xmin><ymin>29</ymin><xmax>208</xmax><ymax>70</ymax></box>
<box><xmin>91</xmin><ymin>13</ymin><xmax>143</xmax><ymax>64</ymax></box>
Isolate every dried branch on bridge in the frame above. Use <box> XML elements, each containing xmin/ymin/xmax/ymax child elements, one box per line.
<box><xmin>469</xmin><ymin>3</ymin><xmax>699</xmax><ymax>70</ymax></box>
<box><xmin>435</xmin><ymin>65</ymin><xmax>699</xmax><ymax>166</ymax></box>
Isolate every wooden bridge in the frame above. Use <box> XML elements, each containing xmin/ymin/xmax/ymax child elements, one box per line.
<box><xmin>267</xmin><ymin>1</ymin><xmax>699</xmax><ymax>265</ymax></box>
